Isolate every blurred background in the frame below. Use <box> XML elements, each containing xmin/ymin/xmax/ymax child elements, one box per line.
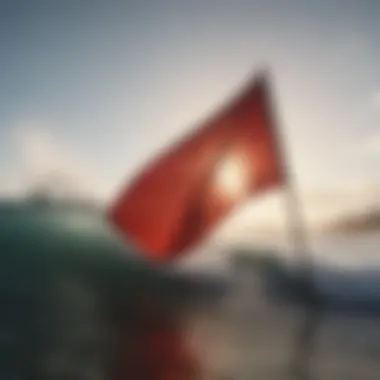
<box><xmin>1</xmin><ymin>1</ymin><xmax>380</xmax><ymax>379</ymax></box>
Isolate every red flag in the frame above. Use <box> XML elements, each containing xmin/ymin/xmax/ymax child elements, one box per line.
<box><xmin>108</xmin><ymin>73</ymin><xmax>285</xmax><ymax>261</ymax></box>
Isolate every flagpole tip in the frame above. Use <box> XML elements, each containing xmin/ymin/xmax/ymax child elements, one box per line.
<box><xmin>256</xmin><ymin>67</ymin><xmax>271</xmax><ymax>84</ymax></box>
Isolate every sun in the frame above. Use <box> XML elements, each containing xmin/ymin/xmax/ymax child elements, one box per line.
<box><xmin>213</xmin><ymin>154</ymin><xmax>251</xmax><ymax>201</ymax></box>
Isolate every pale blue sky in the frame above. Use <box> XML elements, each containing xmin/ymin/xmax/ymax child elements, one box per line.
<box><xmin>1</xmin><ymin>0</ymin><xmax>380</xmax><ymax>224</ymax></box>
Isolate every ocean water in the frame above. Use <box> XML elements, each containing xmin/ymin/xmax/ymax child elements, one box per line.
<box><xmin>2</xmin><ymin>222</ymin><xmax>380</xmax><ymax>379</ymax></box>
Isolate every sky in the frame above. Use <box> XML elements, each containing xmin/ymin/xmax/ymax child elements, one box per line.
<box><xmin>1</xmin><ymin>0</ymin><xmax>380</xmax><ymax>232</ymax></box>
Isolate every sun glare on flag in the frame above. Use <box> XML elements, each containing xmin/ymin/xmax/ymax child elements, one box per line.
<box><xmin>213</xmin><ymin>154</ymin><xmax>251</xmax><ymax>201</ymax></box>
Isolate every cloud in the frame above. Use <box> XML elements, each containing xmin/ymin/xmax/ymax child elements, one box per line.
<box><xmin>1</xmin><ymin>121</ymin><xmax>99</xmax><ymax>200</ymax></box>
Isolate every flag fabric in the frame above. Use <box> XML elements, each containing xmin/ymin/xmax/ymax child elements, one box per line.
<box><xmin>108</xmin><ymin>73</ymin><xmax>285</xmax><ymax>261</ymax></box>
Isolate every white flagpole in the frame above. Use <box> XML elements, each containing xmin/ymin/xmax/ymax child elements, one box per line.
<box><xmin>284</xmin><ymin>179</ymin><xmax>321</xmax><ymax>380</ymax></box>
<box><xmin>264</xmin><ymin>70</ymin><xmax>321</xmax><ymax>380</ymax></box>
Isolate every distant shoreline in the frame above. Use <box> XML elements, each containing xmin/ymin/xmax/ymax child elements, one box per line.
<box><xmin>322</xmin><ymin>210</ymin><xmax>380</xmax><ymax>236</ymax></box>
